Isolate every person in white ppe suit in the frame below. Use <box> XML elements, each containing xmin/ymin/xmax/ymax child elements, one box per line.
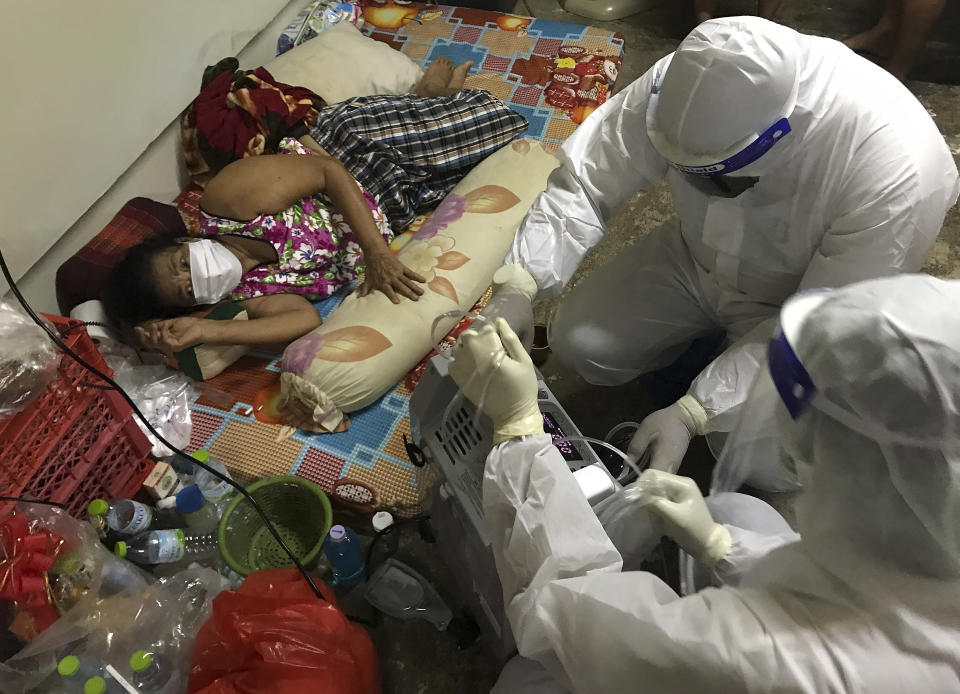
<box><xmin>506</xmin><ymin>16</ymin><xmax>959</xmax><ymax>476</ymax></box>
<box><xmin>449</xmin><ymin>273</ymin><xmax>960</xmax><ymax>693</ymax></box>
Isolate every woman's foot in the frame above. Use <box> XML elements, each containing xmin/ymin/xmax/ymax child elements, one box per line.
<box><xmin>411</xmin><ymin>58</ymin><xmax>474</xmax><ymax>97</ymax></box>
<box><xmin>412</xmin><ymin>57</ymin><xmax>455</xmax><ymax>97</ymax></box>
<box><xmin>448</xmin><ymin>60</ymin><xmax>474</xmax><ymax>91</ymax></box>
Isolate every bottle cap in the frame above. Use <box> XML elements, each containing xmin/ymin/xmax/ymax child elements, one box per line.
<box><xmin>83</xmin><ymin>676</ymin><xmax>106</xmax><ymax>694</ymax></box>
<box><xmin>192</xmin><ymin>449</ymin><xmax>211</xmax><ymax>463</ymax></box>
<box><xmin>130</xmin><ymin>650</ymin><xmax>152</xmax><ymax>672</ymax></box>
<box><xmin>176</xmin><ymin>485</ymin><xmax>206</xmax><ymax>514</ymax></box>
<box><xmin>372</xmin><ymin>512</ymin><xmax>394</xmax><ymax>532</ymax></box>
<box><xmin>114</xmin><ymin>542</ymin><xmax>127</xmax><ymax>558</ymax></box>
<box><xmin>87</xmin><ymin>499</ymin><xmax>109</xmax><ymax>516</ymax></box>
<box><xmin>57</xmin><ymin>655</ymin><xmax>79</xmax><ymax>677</ymax></box>
<box><xmin>328</xmin><ymin>525</ymin><xmax>346</xmax><ymax>541</ymax></box>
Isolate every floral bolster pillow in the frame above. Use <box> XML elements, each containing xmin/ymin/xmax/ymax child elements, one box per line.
<box><xmin>276</xmin><ymin>139</ymin><xmax>558</xmax><ymax>432</ymax></box>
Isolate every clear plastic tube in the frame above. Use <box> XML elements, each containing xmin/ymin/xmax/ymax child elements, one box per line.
<box><xmin>625</xmin><ymin>475</ymin><xmax>669</xmax><ymax>505</ymax></box>
<box><xmin>441</xmin><ymin>343</ymin><xmax>505</xmax><ymax>434</ymax></box>
<box><xmin>431</xmin><ymin>310</ymin><xmax>491</xmax><ymax>361</ymax></box>
<box><xmin>555</xmin><ymin>436</ymin><xmax>642</xmax><ymax>482</ymax></box>
<box><xmin>604</xmin><ymin>421</ymin><xmax>641</xmax><ymax>444</ymax></box>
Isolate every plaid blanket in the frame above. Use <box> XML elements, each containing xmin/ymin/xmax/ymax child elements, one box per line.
<box><xmin>310</xmin><ymin>89</ymin><xmax>527</xmax><ymax>233</ymax></box>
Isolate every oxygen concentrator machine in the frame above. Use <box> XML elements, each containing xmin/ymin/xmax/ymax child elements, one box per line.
<box><xmin>409</xmin><ymin>353</ymin><xmax>619</xmax><ymax>661</ymax></box>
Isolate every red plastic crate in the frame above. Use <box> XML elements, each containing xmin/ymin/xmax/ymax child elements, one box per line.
<box><xmin>0</xmin><ymin>315</ymin><xmax>153</xmax><ymax>518</ymax></box>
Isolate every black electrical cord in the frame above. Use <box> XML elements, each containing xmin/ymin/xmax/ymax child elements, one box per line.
<box><xmin>0</xmin><ymin>496</ymin><xmax>66</xmax><ymax>509</ymax></box>
<box><xmin>0</xmin><ymin>249</ymin><xmax>325</xmax><ymax>601</ymax></box>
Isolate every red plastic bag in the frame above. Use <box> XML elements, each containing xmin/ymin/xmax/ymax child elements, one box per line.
<box><xmin>188</xmin><ymin>568</ymin><xmax>379</xmax><ymax>694</ymax></box>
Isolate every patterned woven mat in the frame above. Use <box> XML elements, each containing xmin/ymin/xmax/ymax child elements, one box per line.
<box><xmin>187</xmin><ymin>5</ymin><xmax>625</xmax><ymax>517</ymax></box>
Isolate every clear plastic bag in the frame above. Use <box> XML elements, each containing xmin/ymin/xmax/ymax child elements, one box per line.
<box><xmin>102</xmin><ymin>350</ymin><xmax>195</xmax><ymax>458</ymax></box>
<box><xmin>0</xmin><ymin>302</ymin><xmax>59</xmax><ymax>420</ymax></box>
<box><xmin>594</xmin><ymin>482</ymin><xmax>665</xmax><ymax>572</ymax></box>
<box><xmin>0</xmin><ymin>503</ymin><xmax>227</xmax><ymax>693</ymax></box>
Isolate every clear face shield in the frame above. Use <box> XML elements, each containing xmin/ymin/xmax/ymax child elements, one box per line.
<box><xmin>710</xmin><ymin>292</ymin><xmax>831</xmax><ymax>494</ymax></box>
<box><xmin>710</xmin><ymin>356</ymin><xmax>800</xmax><ymax>494</ymax></box>
<box><xmin>646</xmin><ymin>64</ymin><xmax>794</xmax><ymax>195</ymax></box>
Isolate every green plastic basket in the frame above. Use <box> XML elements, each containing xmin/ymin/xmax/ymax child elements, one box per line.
<box><xmin>217</xmin><ymin>476</ymin><xmax>333</xmax><ymax>576</ymax></box>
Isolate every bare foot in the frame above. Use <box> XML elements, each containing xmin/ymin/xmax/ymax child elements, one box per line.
<box><xmin>843</xmin><ymin>22</ymin><xmax>895</xmax><ymax>58</ymax></box>
<box><xmin>427</xmin><ymin>57</ymin><xmax>455</xmax><ymax>83</ymax></box>
<box><xmin>411</xmin><ymin>57</ymin><xmax>455</xmax><ymax>96</ymax></box>
<box><xmin>447</xmin><ymin>60</ymin><xmax>474</xmax><ymax>91</ymax></box>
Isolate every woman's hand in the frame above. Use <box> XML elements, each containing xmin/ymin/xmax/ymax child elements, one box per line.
<box><xmin>135</xmin><ymin>316</ymin><xmax>207</xmax><ymax>352</ymax></box>
<box><xmin>360</xmin><ymin>252</ymin><xmax>426</xmax><ymax>303</ymax></box>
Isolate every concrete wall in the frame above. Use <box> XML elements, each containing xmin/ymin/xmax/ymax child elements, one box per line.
<box><xmin>1</xmin><ymin>0</ymin><xmax>310</xmax><ymax>313</ymax></box>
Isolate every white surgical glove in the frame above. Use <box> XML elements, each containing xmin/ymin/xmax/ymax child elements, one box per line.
<box><xmin>627</xmin><ymin>395</ymin><xmax>708</xmax><ymax>473</ymax></box>
<box><xmin>639</xmin><ymin>469</ymin><xmax>731</xmax><ymax>566</ymax></box>
<box><xmin>479</xmin><ymin>265</ymin><xmax>538</xmax><ymax>352</ymax></box>
<box><xmin>449</xmin><ymin>317</ymin><xmax>543</xmax><ymax>443</ymax></box>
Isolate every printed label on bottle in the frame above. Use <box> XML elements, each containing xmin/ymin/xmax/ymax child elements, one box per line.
<box><xmin>119</xmin><ymin>502</ymin><xmax>153</xmax><ymax>534</ymax></box>
<box><xmin>155</xmin><ymin>530</ymin><xmax>187</xmax><ymax>563</ymax></box>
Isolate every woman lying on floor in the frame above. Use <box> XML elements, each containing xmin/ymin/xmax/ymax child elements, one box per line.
<box><xmin>104</xmin><ymin>59</ymin><xmax>527</xmax><ymax>354</ymax></box>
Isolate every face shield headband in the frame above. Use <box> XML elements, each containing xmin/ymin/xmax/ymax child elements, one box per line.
<box><xmin>648</xmin><ymin>65</ymin><xmax>793</xmax><ymax>177</ymax></box>
<box><xmin>768</xmin><ymin>322</ymin><xmax>958</xmax><ymax>451</ymax></box>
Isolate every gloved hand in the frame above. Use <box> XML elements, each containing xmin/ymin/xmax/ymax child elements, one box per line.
<box><xmin>449</xmin><ymin>317</ymin><xmax>543</xmax><ymax>443</ymax></box>
<box><xmin>638</xmin><ymin>469</ymin><xmax>731</xmax><ymax>566</ymax></box>
<box><xmin>628</xmin><ymin>395</ymin><xmax>707</xmax><ymax>473</ymax></box>
<box><xmin>479</xmin><ymin>265</ymin><xmax>538</xmax><ymax>352</ymax></box>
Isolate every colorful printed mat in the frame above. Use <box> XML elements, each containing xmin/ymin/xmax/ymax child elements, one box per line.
<box><xmin>186</xmin><ymin>5</ymin><xmax>624</xmax><ymax>517</ymax></box>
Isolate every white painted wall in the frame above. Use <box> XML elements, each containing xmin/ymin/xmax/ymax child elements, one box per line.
<box><xmin>1</xmin><ymin>0</ymin><xmax>310</xmax><ymax>313</ymax></box>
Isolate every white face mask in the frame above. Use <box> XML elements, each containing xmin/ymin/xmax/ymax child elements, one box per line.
<box><xmin>188</xmin><ymin>239</ymin><xmax>243</xmax><ymax>305</ymax></box>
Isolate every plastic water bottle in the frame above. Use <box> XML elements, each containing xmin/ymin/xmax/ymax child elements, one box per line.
<box><xmin>98</xmin><ymin>559</ymin><xmax>150</xmax><ymax>597</ymax></box>
<box><xmin>92</xmin><ymin>499</ymin><xmax>183</xmax><ymax>536</ymax></box>
<box><xmin>57</xmin><ymin>655</ymin><xmax>100</xmax><ymax>693</ymax></box>
<box><xmin>191</xmin><ymin>450</ymin><xmax>235</xmax><ymax>515</ymax></box>
<box><xmin>114</xmin><ymin>530</ymin><xmax>219</xmax><ymax>566</ymax></box>
<box><xmin>175</xmin><ymin>486</ymin><xmax>219</xmax><ymax>535</ymax></box>
<box><xmin>129</xmin><ymin>650</ymin><xmax>181</xmax><ymax>694</ymax></box>
<box><xmin>322</xmin><ymin>525</ymin><xmax>365</xmax><ymax>586</ymax></box>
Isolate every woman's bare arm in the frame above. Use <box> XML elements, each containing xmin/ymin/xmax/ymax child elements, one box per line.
<box><xmin>136</xmin><ymin>294</ymin><xmax>322</xmax><ymax>351</ymax></box>
<box><xmin>206</xmin><ymin>293</ymin><xmax>322</xmax><ymax>344</ymax></box>
<box><xmin>201</xmin><ymin>154</ymin><xmax>425</xmax><ymax>302</ymax></box>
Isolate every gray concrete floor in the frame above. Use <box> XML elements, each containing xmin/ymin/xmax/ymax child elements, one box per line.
<box><xmin>378</xmin><ymin>2</ymin><xmax>960</xmax><ymax>692</ymax></box>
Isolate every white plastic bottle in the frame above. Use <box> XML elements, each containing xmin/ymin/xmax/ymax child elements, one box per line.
<box><xmin>95</xmin><ymin>499</ymin><xmax>183</xmax><ymax>536</ymax></box>
<box><xmin>191</xmin><ymin>450</ymin><xmax>235</xmax><ymax>516</ymax></box>
<box><xmin>128</xmin><ymin>650</ymin><xmax>181</xmax><ymax>694</ymax></box>
<box><xmin>372</xmin><ymin>511</ymin><xmax>400</xmax><ymax>557</ymax></box>
<box><xmin>174</xmin><ymin>485</ymin><xmax>219</xmax><ymax>535</ymax></box>
<box><xmin>114</xmin><ymin>530</ymin><xmax>219</xmax><ymax>566</ymax></box>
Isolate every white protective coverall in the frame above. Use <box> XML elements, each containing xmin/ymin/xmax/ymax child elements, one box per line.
<box><xmin>506</xmin><ymin>17</ymin><xmax>959</xmax><ymax>438</ymax></box>
<box><xmin>459</xmin><ymin>275</ymin><xmax>960</xmax><ymax>693</ymax></box>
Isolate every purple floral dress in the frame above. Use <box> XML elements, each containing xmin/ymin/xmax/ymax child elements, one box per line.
<box><xmin>198</xmin><ymin>137</ymin><xmax>392</xmax><ymax>301</ymax></box>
